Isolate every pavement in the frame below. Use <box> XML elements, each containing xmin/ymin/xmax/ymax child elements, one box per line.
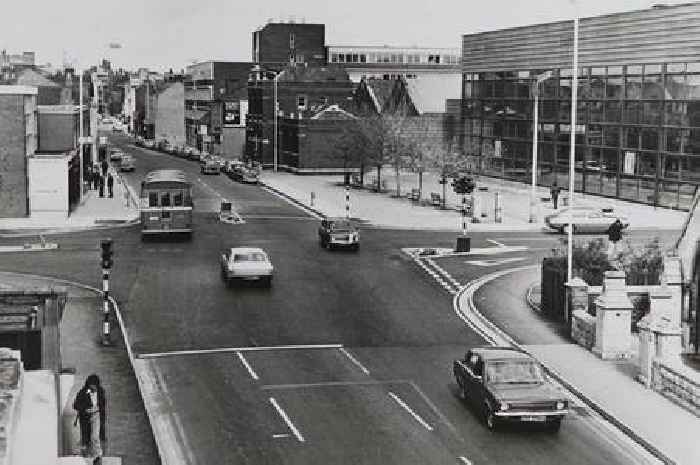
<box><xmin>461</xmin><ymin>265</ymin><xmax>700</xmax><ymax>465</ymax></box>
<box><xmin>0</xmin><ymin>271</ymin><xmax>160</xmax><ymax>465</ymax></box>
<box><xmin>0</xmin><ymin>162</ymin><xmax>139</xmax><ymax>236</ymax></box>
<box><xmin>260</xmin><ymin>170</ymin><xmax>687</xmax><ymax>231</ymax></box>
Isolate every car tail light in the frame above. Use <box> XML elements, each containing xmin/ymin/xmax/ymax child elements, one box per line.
<box><xmin>499</xmin><ymin>402</ymin><xmax>510</xmax><ymax>411</ymax></box>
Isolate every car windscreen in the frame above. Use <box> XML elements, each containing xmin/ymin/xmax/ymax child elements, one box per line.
<box><xmin>329</xmin><ymin>221</ymin><xmax>353</xmax><ymax>231</ymax></box>
<box><xmin>485</xmin><ymin>360</ymin><xmax>545</xmax><ymax>384</ymax></box>
<box><xmin>233</xmin><ymin>253</ymin><xmax>267</xmax><ymax>262</ymax></box>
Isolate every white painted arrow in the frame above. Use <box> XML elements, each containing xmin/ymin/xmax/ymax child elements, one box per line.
<box><xmin>465</xmin><ymin>257</ymin><xmax>527</xmax><ymax>267</ymax></box>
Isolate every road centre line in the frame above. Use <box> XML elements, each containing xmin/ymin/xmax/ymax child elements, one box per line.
<box><xmin>388</xmin><ymin>392</ymin><xmax>434</xmax><ymax>432</ymax></box>
<box><xmin>459</xmin><ymin>457</ymin><xmax>473</xmax><ymax>465</ymax></box>
<box><xmin>261</xmin><ymin>379</ymin><xmax>413</xmax><ymax>390</ymax></box>
<box><xmin>269</xmin><ymin>397</ymin><xmax>305</xmax><ymax>443</ymax></box>
<box><xmin>339</xmin><ymin>347</ymin><xmax>370</xmax><ymax>375</ymax></box>
<box><xmin>236</xmin><ymin>351</ymin><xmax>259</xmax><ymax>380</ymax></box>
<box><xmin>486</xmin><ymin>238</ymin><xmax>505</xmax><ymax>247</ymax></box>
<box><xmin>408</xmin><ymin>381</ymin><xmax>459</xmax><ymax>437</ymax></box>
<box><xmin>139</xmin><ymin>344</ymin><xmax>343</xmax><ymax>359</ymax></box>
<box><xmin>272</xmin><ymin>433</ymin><xmax>290</xmax><ymax>439</ymax></box>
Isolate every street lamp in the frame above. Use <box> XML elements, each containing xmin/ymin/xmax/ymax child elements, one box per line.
<box><xmin>567</xmin><ymin>17</ymin><xmax>580</xmax><ymax>283</ymax></box>
<box><xmin>273</xmin><ymin>71</ymin><xmax>283</xmax><ymax>172</ymax></box>
<box><xmin>529</xmin><ymin>71</ymin><xmax>553</xmax><ymax>223</ymax></box>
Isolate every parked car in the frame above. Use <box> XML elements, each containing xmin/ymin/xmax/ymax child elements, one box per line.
<box><xmin>453</xmin><ymin>346</ymin><xmax>568</xmax><ymax>432</ymax></box>
<box><xmin>109</xmin><ymin>148</ymin><xmax>123</xmax><ymax>161</ymax></box>
<box><xmin>135</xmin><ymin>136</ymin><xmax>145</xmax><ymax>147</ymax></box>
<box><xmin>163</xmin><ymin>142</ymin><xmax>177</xmax><ymax>154</ymax></box>
<box><xmin>201</xmin><ymin>159</ymin><xmax>221</xmax><ymax>175</ymax></box>
<box><xmin>188</xmin><ymin>150</ymin><xmax>201</xmax><ymax>162</ymax></box>
<box><xmin>544</xmin><ymin>206</ymin><xmax>629</xmax><ymax>234</ymax></box>
<box><xmin>239</xmin><ymin>167</ymin><xmax>259</xmax><ymax>184</ymax></box>
<box><xmin>220</xmin><ymin>247</ymin><xmax>273</xmax><ymax>286</ymax></box>
<box><xmin>119</xmin><ymin>154</ymin><xmax>135</xmax><ymax>171</ymax></box>
<box><xmin>143</xmin><ymin>139</ymin><xmax>156</xmax><ymax>149</ymax></box>
<box><xmin>318</xmin><ymin>217</ymin><xmax>360</xmax><ymax>251</ymax></box>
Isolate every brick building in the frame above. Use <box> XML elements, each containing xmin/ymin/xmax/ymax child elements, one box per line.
<box><xmin>154</xmin><ymin>81</ymin><xmax>185</xmax><ymax>147</ymax></box>
<box><xmin>246</xmin><ymin>64</ymin><xmax>355</xmax><ymax>168</ymax></box>
<box><xmin>185</xmin><ymin>61</ymin><xmax>252</xmax><ymax>156</ymax></box>
<box><xmin>252</xmin><ymin>22</ymin><xmax>326</xmax><ymax>69</ymax></box>
<box><xmin>0</xmin><ymin>86</ymin><xmax>37</xmax><ymax>217</ymax></box>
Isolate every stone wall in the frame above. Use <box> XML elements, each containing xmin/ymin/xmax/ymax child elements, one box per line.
<box><xmin>571</xmin><ymin>309</ymin><xmax>596</xmax><ymax>350</ymax></box>
<box><xmin>653</xmin><ymin>358</ymin><xmax>700</xmax><ymax>417</ymax></box>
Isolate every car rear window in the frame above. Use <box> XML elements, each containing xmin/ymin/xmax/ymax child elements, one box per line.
<box><xmin>486</xmin><ymin>360</ymin><xmax>544</xmax><ymax>384</ymax></box>
<box><xmin>330</xmin><ymin>220</ymin><xmax>353</xmax><ymax>230</ymax></box>
<box><xmin>233</xmin><ymin>253</ymin><xmax>267</xmax><ymax>262</ymax></box>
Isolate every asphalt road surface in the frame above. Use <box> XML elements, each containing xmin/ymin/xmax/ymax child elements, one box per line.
<box><xmin>0</xmin><ymin>133</ymin><xmax>672</xmax><ymax>465</ymax></box>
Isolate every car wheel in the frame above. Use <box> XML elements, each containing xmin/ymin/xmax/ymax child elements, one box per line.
<box><xmin>352</xmin><ymin>243</ymin><xmax>360</xmax><ymax>252</ymax></box>
<box><xmin>485</xmin><ymin>407</ymin><xmax>498</xmax><ymax>431</ymax></box>
<box><xmin>547</xmin><ymin>418</ymin><xmax>562</xmax><ymax>433</ymax></box>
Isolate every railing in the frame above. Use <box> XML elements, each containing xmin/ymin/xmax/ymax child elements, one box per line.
<box><xmin>653</xmin><ymin>359</ymin><xmax>700</xmax><ymax>417</ymax></box>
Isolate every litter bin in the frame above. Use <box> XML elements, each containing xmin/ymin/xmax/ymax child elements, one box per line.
<box><xmin>456</xmin><ymin>236</ymin><xmax>471</xmax><ymax>253</ymax></box>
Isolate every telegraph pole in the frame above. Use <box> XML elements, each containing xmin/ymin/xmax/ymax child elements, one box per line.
<box><xmin>100</xmin><ymin>239</ymin><xmax>114</xmax><ymax>346</ymax></box>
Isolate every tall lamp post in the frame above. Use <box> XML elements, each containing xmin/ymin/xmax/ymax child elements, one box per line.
<box><xmin>273</xmin><ymin>71</ymin><xmax>282</xmax><ymax>172</ymax></box>
<box><xmin>529</xmin><ymin>71</ymin><xmax>553</xmax><ymax>223</ymax></box>
<box><xmin>567</xmin><ymin>17</ymin><xmax>580</xmax><ymax>283</ymax></box>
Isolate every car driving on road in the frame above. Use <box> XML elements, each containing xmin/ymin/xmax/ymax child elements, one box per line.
<box><xmin>109</xmin><ymin>148</ymin><xmax>123</xmax><ymax>161</ymax></box>
<box><xmin>318</xmin><ymin>217</ymin><xmax>360</xmax><ymax>251</ymax></box>
<box><xmin>544</xmin><ymin>206</ymin><xmax>629</xmax><ymax>234</ymax></box>
<box><xmin>119</xmin><ymin>154</ymin><xmax>135</xmax><ymax>171</ymax></box>
<box><xmin>453</xmin><ymin>346</ymin><xmax>568</xmax><ymax>432</ymax></box>
<box><xmin>201</xmin><ymin>159</ymin><xmax>220</xmax><ymax>175</ymax></box>
<box><xmin>220</xmin><ymin>247</ymin><xmax>273</xmax><ymax>286</ymax></box>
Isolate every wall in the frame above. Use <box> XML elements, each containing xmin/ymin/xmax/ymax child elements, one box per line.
<box><xmin>222</xmin><ymin>127</ymin><xmax>245</xmax><ymax>159</ymax></box>
<box><xmin>38</xmin><ymin>112</ymin><xmax>77</xmax><ymax>152</ymax></box>
<box><xmin>254</xmin><ymin>23</ymin><xmax>326</xmax><ymax>66</ymax></box>
<box><xmin>0</xmin><ymin>94</ymin><xmax>29</xmax><ymax>217</ymax></box>
<box><xmin>27</xmin><ymin>156</ymin><xmax>69</xmax><ymax>217</ymax></box>
<box><xmin>154</xmin><ymin>82</ymin><xmax>185</xmax><ymax>146</ymax></box>
<box><xmin>289</xmin><ymin>118</ymin><xmax>353</xmax><ymax>172</ymax></box>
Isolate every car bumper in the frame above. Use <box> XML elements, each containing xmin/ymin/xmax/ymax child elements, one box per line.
<box><xmin>495</xmin><ymin>409</ymin><xmax>568</xmax><ymax>419</ymax></box>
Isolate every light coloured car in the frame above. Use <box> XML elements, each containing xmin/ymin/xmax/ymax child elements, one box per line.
<box><xmin>143</xmin><ymin>139</ymin><xmax>156</xmax><ymax>149</ymax></box>
<box><xmin>119</xmin><ymin>154</ymin><xmax>135</xmax><ymax>172</ymax></box>
<box><xmin>109</xmin><ymin>148</ymin><xmax>123</xmax><ymax>161</ymax></box>
<box><xmin>220</xmin><ymin>247</ymin><xmax>273</xmax><ymax>286</ymax></box>
<box><xmin>201</xmin><ymin>159</ymin><xmax>220</xmax><ymax>175</ymax></box>
<box><xmin>545</xmin><ymin>206</ymin><xmax>629</xmax><ymax>234</ymax></box>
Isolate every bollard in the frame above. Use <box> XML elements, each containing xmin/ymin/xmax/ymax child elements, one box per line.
<box><xmin>494</xmin><ymin>191</ymin><xmax>503</xmax><ymax>223</ymax></box>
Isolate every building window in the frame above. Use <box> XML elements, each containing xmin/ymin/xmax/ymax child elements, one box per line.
<box><xmin>360</xmin><ymin>54</ymin><xmax>366</xmax><ymax>63</ymax></box>
<box><xmin>148</xmin><ymin>192</ymin><xmax>158</xmax><ymax>207</ymax></box>
<box><xmin>331</xmin><ymin>53</ymin><xmax>338</xmax><ymax>63</ymax></box>
<box><xmin>297</xmin><ymin>95</ymin><xmax>307</xmax><ymax>110</ymax></box>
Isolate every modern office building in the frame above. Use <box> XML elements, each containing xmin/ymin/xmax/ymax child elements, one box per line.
<box><xmin>460</xmin><ymin>2</ymin><xmax>700</xmax><ymax>210</ymax></box>
<box><xmin>328</xmin><ymin>45</ymin><xmax>460</xmax><ymax>82</ymax></box>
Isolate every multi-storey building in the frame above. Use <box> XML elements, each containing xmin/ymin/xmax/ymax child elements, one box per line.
<box><xmin>328</xmin><ymin>45</ymin><xmax>461</xmax><ymax>82</ymax></box>
<box><xmin>252</xmin><ymin>21</ymin><xmax>326</xmax><ymax>69</ymax></box>
<box><xmin>185</xmin><ymin>61</ymin><xmax>252</xmax><ymax>156</ymax></box>
<box><xmin>460</xmin><ymin>2</ymin><xmax>700</xmax><ymax>212</ymax></box>
<box><xmin>153</xmin><ymin>81</ymin><xmax>185</xmax><ymax>147</ymax></box>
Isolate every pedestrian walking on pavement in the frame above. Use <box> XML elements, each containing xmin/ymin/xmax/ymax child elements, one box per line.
<box><xmin>73</xmin><ymin>374</ymin><xmax>106</xmax><ymax>464</ymax></box>
<box><xmin>550</xmin><ymin>182</ymin><xmax>562</xmax><ymax>210</ymax></box>
<box><xmin>101</xmin><ymin>159</ymin><xmax>109</xmax><ymax>177</ymax></box>
<box><xmin>92</xmin><ymin>164</ymin><xmax>100</xmax><ymax>189</ymax></box>
<box><xmin>98</xmin><ymin>175</ymin><xmax>105</xmax><ymax>198</ymax></box>
<box><xmin>107</xmin><ymin>173</ymin><xmax>114</xmax><ymax>198</ymax></box>
<box><xmin>606</xmin><ymin>218</ymin><xmax>624</xmax><ymax>260</ymax></box>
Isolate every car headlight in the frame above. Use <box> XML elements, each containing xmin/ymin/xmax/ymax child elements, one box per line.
<box><xmin>499</xmin><ymin>402</ymin><xmax>509</xmax><ymax>411</ymax></box>
<box><xmin>556</xmin><ymin>401</ymin><xmax>566</xmax><ymax>410</ymax></box>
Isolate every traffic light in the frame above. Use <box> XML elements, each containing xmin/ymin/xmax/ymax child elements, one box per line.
<box><xmin>100</xmin><ymin>239</ymin><xmax>113</xmax><ymax>269</ymax></box>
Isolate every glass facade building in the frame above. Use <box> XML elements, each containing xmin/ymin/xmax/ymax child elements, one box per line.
<box><xmin>461</xmin><ymin>3</ymin><xmax>700</xmax><ymax>209</ymax></box>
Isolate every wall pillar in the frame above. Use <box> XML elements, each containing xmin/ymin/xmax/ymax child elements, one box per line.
<box><xmin>593</xmin><ymin>270</ymin><xmax>634</xmax><ymax>360</ymax></box>
<box><xmin>565</xmin><ymin>276</ymin><xmax>588</xmax><ymax>328</ymax></box>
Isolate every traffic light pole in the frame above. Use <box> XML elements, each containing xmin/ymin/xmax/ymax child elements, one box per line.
<box><xmin>100</xmin><ymin>239</ymin><xmax>113</xmax><ymax>346</ymax></box>
<box><xmin>461</xmin><ymin>194</ymin><xmax>467</xmax><ymax>237</ymax></box>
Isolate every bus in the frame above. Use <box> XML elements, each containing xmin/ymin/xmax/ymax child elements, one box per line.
<box><xmin>140</xmin><ymin>169</ymin><xmax>193</xmax><ymax>238</ymax></box>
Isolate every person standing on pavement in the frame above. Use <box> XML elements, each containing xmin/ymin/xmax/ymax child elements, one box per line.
<box><xmin>93</xmin><ymin>164</ymin><xmax>101</xmax><ymax>190</ymax></box>
<box><xmin>101</xmin><ymin>159</ymin><xmax>109</xmax><ymax>177</ymax></box>
<box><xmin>98</xmin><ymin>174</ymin><xmax>105</xmax><ymax>198</ymax></box>
<box><xmin>107</xmin><ymin>173</ymin><xmax>114</xmax><ymax>198</ymax></box>
<box><xmin>606</xmin><ymin>218</ymin><xmax>624</xmax><ymax>258</ymax></box>
<box><xmin>550</xmin><ymin>182</ymin><xmax>561</xmax><ymax>210</ymax></box>
<box><xmin>73</xmin><ymin>374</ymin><xmax>106</xmax><ymax>464</ymax></box>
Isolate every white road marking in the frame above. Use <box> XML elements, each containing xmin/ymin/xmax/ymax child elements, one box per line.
<box><xmin>236</xmin><ymin>351</ymin><xmax>259</xmax><ymax>380</ymax></box>
<box><xmin>260</xmin><ymin>185</ymin><xmax>323</xmax><ymax>220</ymax></box>
<box><xmin>408</xmin><ymin>381</ymin><xmax>459</xmax><ymax>436</ymax></box>
<box><xmin>153</xmin><ymin>363</ymin><xmax>196</xmax><ymax>465</ymax></box>
<box><xmin>388</xmin><ymin>392</ymin><xmax>434</xmax><ymax>431</ymax></box>
<box><xmin>459</xmin><ymin>456</ymin><xmax>473</xmax><ymax>465</ymax></box>
<box><xmin>465</xmin><ymin>257</ymin><xmax>527</xmax><ymax>267</ymax></box>
<box><xmin>487</xmin><ymin>239</ymin><xmax>505</xmax><ymax>247</ymax></box>
<box><xmin>261</xmin><ymin>379</ymin><xmax>412</xmax><ymax>390</ymax></box>
<box><xmin>140</xmin><ymin>343</ymin><xmax>343</xmax><ymax>359</ymax></box>
<box><xmin>339</xmin><ymin>347</ymin><xmax>370</xmax><ymax>375</ymax></box>
<box><xmin>269</xmin><ymin>397</ymin><xmax>305</xmax><ymax>443</ymax></box>
<box><xmin>272</xmin><ymin>433</ymin><xmax>291</xmax><ymax>439</ymax></box>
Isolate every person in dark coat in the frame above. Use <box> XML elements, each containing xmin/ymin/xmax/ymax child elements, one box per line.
<box><xmin>550</xmin><ymin>182</ymin><xmax>562</xmax><ymax>210</ymax></box>
<box><xmin>93</xmin><ymin>165</ymin><xmax>101</xmax><ymax>190</ymax></box>
<box><xmin>73</xmin><ymin>374</ymin><xmax>106</xmax><ymax>462</ymax></box>
<box><xmin>107</xmin><ymin>173</ymin><xmax>114</xmax><ymax>198</ymax></box>
<box><xmin>101</xmin><ymin>159</ymin><xmax>109</xmax><ymax>177</ymax></box>
<box><xmin>98</xmin><ymin>175</ymin><xmax>105</xmax><ymax>198</ymax></box>
<box><xmin>606</xmin><ymin>218</ymin><xmax>624</xmax><ymax>257</ymax></box>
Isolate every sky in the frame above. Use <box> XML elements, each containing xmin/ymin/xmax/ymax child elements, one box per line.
<box><xmin>2</xmin><ymin>0</ymin><xmax>680</xmax><ymax>72</ymax></box>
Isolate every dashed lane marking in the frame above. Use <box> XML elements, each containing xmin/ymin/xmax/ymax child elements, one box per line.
<box><xmin>486</xmin><ymin>238</ymin><xmax>505</xmax><ymax>247</ymax></box>
<box><xmin>459</xmin><ymin>457</ymin><xmax>473</xmax><ymax>465</ymax></box>
<box><xmin>139</xmin><ymin>343</ymin><xmax>343</xmax><ymax>359</ymax></box>
<box><xmin>339</xmin><ymin>347</ymin><xmax>370</xmax><ymax>375</ymax></box>
<box><xmin>269</xmin><ymin>397</ymin><xmax>305</xmax><ymax>443</ymax></box>
<box><xmin>465</xmin><ymin>257</ymin><xmax>527</xmax><ymax>267</ymax></box>
<box><xmin>388</xmin><ymin>392</ymin><xmax>434</xmax><ymax>432</ymax></box>
<box><xmin>236</xmin><ymin>351</ymin><xmax>260</xmax><ymax>381</ymax></box>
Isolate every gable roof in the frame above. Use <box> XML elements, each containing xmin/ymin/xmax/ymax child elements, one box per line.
<box><xmin>365</xmin><ymin>79</ymin><xmax>395</xmax><ymax>113</ymax></box>
<box><xmin>404</xmin><ymin>75</ymin><xmax>461</xmax><ymax>114</ymax></box>
<box><xmin>310</xmin><ymin>104</ymin><xmax>357</xmax><ymax>120</ymax></box>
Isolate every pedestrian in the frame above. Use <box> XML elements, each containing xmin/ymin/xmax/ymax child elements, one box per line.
<box><xmin>72</xmin><ymin>374</ymin><xmax>106</xmax><ymax>464</ymax></box>
<box><xmin>107</xmin><ymin>173</ymin><xmax>114</xmax><ymax>198</ymax></box>
<box><xmin>606</xmin><ymin>218</ymin><xmax>624</xmax><ymax>258</ymax></box>
<box><xmin>98</xmin><ymin>175</ymin><xmax>105</xmax><ymax>198</ymax></box>
<box><xmin>550</xmin><ymin>182</ymin><xmax>562</xmax><ymax>210</ymax></box>
<box><xmin>101</xmin><ymin>159</ymin><xmax>109</xmax><ymax>177</ymax></box>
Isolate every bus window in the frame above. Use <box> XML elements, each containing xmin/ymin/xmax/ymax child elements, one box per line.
<box><xmin>161</xmin><ymin>193</ymin><xmax>171</xmax><ymax>207</ymax></box>
<box><xmin>173</xmin><ymin>191</ymin><xmax>183</xmax><ymax>206</ymax></box>
<box><xmin>148</xmin><ymin>192</ymin><xmax>158</xmax><ymax>207</ymax></box>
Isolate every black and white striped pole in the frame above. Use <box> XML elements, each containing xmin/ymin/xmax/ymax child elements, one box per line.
<box><xmin>345</xmin><ymin>185</ymin><xmax>350</xmax><ymax>219</ymax></box>
<box><xmin>461</xmin><ymin>194</ymin><xmax>467</xmax><ymax>237</ymax></box>
<box><xmin>100</xmin><ymin>239</ymin><xmax>114</xmax><ymax>346</ymax></box>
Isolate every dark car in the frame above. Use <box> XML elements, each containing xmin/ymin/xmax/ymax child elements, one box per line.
<box><xmin>318</xmin><ymin>217</ymin><xmax>359</xmax><ymax>251</ymax></box>
<box><xmin>453</xmin><ymin>347</ymin><xmax>568</xmax><ymax>432</ymax></box>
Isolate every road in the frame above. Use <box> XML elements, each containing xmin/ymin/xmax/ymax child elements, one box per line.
<box><xmin>0</xmin><ymin>132</ymin><xmax>674</xmax><ymax>464</ymax></box>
